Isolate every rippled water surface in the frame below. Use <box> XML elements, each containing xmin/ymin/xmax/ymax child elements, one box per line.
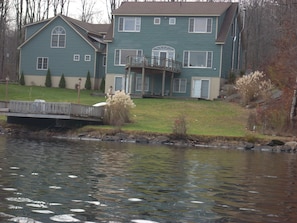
<box><xmin>0</xmin><ymin>136</ymin><xmax>297</xmax><ymax>223</ymax></box>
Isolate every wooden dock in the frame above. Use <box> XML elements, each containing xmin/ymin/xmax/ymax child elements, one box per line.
<box><xmin>0</xmin><ymin>100</ymin><xmax>105</xmax><ymax>127</ymax></box>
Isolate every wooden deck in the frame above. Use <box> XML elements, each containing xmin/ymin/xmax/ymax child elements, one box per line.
<box><xmin>0</xmin><ymin>100</ymin><xmax>105</xmax><ymax>126</ymax></box>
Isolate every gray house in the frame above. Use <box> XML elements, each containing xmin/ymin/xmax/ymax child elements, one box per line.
<box><xmin>105</xmin><ymin>1</ymin><xmax>241</xmax><ymax>99</ymax></box>
<box><xmin>18</xmin><ymin>15</ymin><xmax>110</xmax><ymax>90</ymax></box>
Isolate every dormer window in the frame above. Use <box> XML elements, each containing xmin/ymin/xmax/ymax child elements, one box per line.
<box><xmin>51</xmin><ymin>26</ymin><xmax>66</xmax><ymax>48</ymax></box>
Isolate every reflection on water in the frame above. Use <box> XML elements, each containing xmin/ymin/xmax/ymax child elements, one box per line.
<box><xmin>0</xmin><ymin>136</ymin><xmax>297</xmax><ymax>222</ymax></box>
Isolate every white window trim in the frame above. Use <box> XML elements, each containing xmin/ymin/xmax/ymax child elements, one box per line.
<box><xmin>118</xmin><ymin>17</ymin><xmax>141</xmax><ymax>32</ymax></box>
<box><xmin>73</xmin><ymin>54</ymin><xmax>80</xmax><ymax>61</ymax></box>
<box><xmin>51</xmin><ymin>26</ymin><xmax>66</xmax><ymax>48</ymax></box>
<box><xmin>154</xmin><ymin>17</ymin><xmax>161</xmax><ymax>25</ymax></box>
<box><xmin>114</xmin><ymin>49</ymin><xmax>143</xmax><ymax>66</ymax></box>
<box><xmin>188</xmin><ymin>18</ymin><xmax>212</xmax><ymax>33</ymax></box>
<box><xmin>173</xmin><ymin>78</ymin><xmax>187</xmax><ymax>93</ymax></box>
<box><xmin>169</xmin><ymin>17</ymin><xmax>176</xmax><ymax>25</ymax></box>
<box><xmin>183</xmin><ymin>51</ymin><xmax>213</xmax><ymax>68</ymax></box>
<box><xmin>136</xmin><ymin>76</ymin><xmax>149</xmax><ymax>92</ymax></box>
<box><xmin>36</xmin><ymin>57</ymin><xmax>48</xmax><ymax>70</ymax></box>
<box><xmin>84</xmin><ymin>55</ymin><xmax>91</xmax><ymax>61</ymax></box>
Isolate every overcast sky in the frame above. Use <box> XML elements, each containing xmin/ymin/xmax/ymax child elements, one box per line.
<box><xmin>67</xmin><ymin>0</ymin><xmax>109</xmax><ymax>23</ymax></box>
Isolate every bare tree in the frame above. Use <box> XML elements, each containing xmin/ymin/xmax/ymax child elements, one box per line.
<box><xmin>106</xmin><ymin>0</ymin><xmax>122</xmax><ymax>22</ymax></box>
<box><xmin>79</xmin><ymin>0</ymin><xmax>97</xmax><ymax>22</ymax></box>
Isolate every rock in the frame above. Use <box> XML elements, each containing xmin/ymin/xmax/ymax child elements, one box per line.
<box><xmin>267</xmin><ymin>139</ymin><xmax>285</xmax><ymax>146</ymax></box>
<box><xmin>244</xmin><ymin>143</ymin><xmax>254</xmax><ymax>150</ymax></box>
<box><xmin>135</xmin><ymin>136</ymin><xmax>149</xmax><ymax>144</ymax></box>
<box><xmin>284</xmin><ymin>141</ymin><xmax>297</xmax><ymax>149</ymax></box>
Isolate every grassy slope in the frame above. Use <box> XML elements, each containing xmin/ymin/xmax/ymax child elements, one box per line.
<box><xmin>0</xmin><ymin>84</ymin><xmax>250</xmax><ymax>137</ymax></box>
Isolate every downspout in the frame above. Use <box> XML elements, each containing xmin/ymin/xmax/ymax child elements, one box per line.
<box><xmin>237</xmin><ymin>7</ymin><xmax>246</xmax><ymax>71</ymax></box>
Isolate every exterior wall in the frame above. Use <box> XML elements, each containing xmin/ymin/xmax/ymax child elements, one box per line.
<box><xmin>107</xmin><ymin>15</ymin><xmax>222</xmax><ymax>99</ymax></box>
<box><xmin>20</xmin><ymin>17</ymin><xmax>98</xmax><ymax>89</ymax></box>
<box><xmin>25</xmin><ymin>21</ymin><xmax>49</xmax><ymax>39</ymax></box>
<box><xmin>23</xmin><ymin>75</ymin><xmax>86</xmax><ymax>90</ymax></box>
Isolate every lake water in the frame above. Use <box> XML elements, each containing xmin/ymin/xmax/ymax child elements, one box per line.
<box><xmin>0</xmin><ymin>136</ymin><xmax>297</xmax><ymax>223</ymax></box>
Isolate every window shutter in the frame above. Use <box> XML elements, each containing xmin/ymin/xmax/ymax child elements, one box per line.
<box><xmin>207</xmin><ymin>52</ymin><xmax>212</xmax><ymax>68</ymax></box>
<box><xmin>119</xmin><ymin>17</ymin><xmax>124</xmax><ymax>31</ymax></box>
<box><xmin>184</xmin><ymin>51</ymin><xmax>189</xmax><ymax>67</ymax></box>
<box><xmin>189</xmin><ymin>18</ymin><xmax>194</xmax><ymax>32</ymax></box>
<box><xmin>115</xmin><ymin>50</ymin><xmax>120</xmax><ymax>65</ymax></box>
<box><xmin>207</xmin><ymin>18</ymin><xmax>212</xmax><ymax>33</ymax></box>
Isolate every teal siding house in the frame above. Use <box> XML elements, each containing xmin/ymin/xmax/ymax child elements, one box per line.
<box><xmin>105</xmin><ymin>1</ymin><xmax>241</xmax><ymax>99</ymax></box>
<box><xmin>18</xmin><ymin>15</ymin><xmax>110</xmax><ymax>90</ymax></box>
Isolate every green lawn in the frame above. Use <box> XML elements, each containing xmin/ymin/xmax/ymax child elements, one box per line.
<box><xmin>0</xmin><ymin>84</ymin><xmax>250</xmax><ymax>137</ymax></box>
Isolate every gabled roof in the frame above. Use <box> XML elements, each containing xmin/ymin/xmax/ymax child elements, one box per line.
<box><xmin>112</xmin><ymin>2</ymin><xmax>233</xmax><ymax>16</ymax></box>
<box><xmin>216</xmin><ymin>3</ymin><xmax>238</xmax><ymax>44</ymax></box>
<box><xmin>18</xmin><ymin>15</ymin><xmax>111</xmax><ymax>52</ymax></box>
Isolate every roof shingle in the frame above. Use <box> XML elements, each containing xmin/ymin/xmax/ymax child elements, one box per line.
<box><xmin>113</xmin><ymin>2</ymin><xmax>233</xmax><ymax>16</ymax></box>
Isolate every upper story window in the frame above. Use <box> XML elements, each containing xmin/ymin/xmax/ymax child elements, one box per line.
<box><xmin>51</xmin><ymin>26</ymin><xmax>66</xmax><ymax>48</ymax></box>
<box><xmin>169</xmin><ymin>18</ymin><xmax>176</xmax><ymax>25</ymax></box>
<box><xmin>84</xmin><ymin>55</ymin><xmax>91</xmax><ymax>61</ymax></box>
<box><xmin>36</xmin><ymin>57</ymin><xmax>48</xmax><ymax>70</ymax></box>
<box><xmin>115</xmin><ymin>49</ymin><xmax>143</xmax><ymax>66</ymax></box>
<box><xmin>183</xmin><ymin>51</ymin><xmax>212</xmax><ymax>68</ymax></box>
<box><xmin>188</xmin><ymin>18</ymin><xmax>212</xmax><ymax>33</ymax></box>
<box><xmin>118</xmin><ymin>17</ymin><xmax>141</xmax><ymax>32</ymax></box>
<box><xmin>73</xmin><ymin>54</ymin><xmax>80</xmax><ymax>61</ymax></box>
<box><xmin>154</xmin><ymin>17</ymin><xmax>161</xmax><ymax>25</ymax></box>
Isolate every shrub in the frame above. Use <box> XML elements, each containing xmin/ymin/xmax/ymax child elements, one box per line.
<box><xmin>172</xmin><ymin>114</ymin><xmax>187</xmax><ymax>139</ymax></box>
<box><xmin>104</xmin><ymin>90</ymin><xmax>136</xmax><ymax>128</ymax></box>
<box><xmin>100</xmin><ymin>78</ymin><xmax>105</xmax><ymax>93</ymax></box>
<box><xmin>59</xmin><ymin>74</ymin><xmax>66</xmax><ymax>88</ymax></box>
<box><xmin>85</xmin><ymin>71</ymin><xmax>91</xmax><ymax>90</ymax></box>
<box><xmin>19</xmin><ymin>72</ymin><xmax>25</xmax><ymax>86</ymax></box>
<box><xmin>45</xmin><ymin>69</ymin><xmax>52</xmax><ymax>87</ymax></box>
<box><xmin>235</xmin><ymin>71</ymin><xmax>273</xmax><ymax>105</ymax></box>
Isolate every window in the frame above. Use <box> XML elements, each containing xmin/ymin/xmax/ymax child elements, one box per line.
<box><xmin>154</xmin><ymin>17</ymin><xmax>161</xmax><ymax>25</ymax></box>
<box><xmin>169</xmin><ymin>18</ymin><xmax>176</xmax><ymax>25</ymax></box>
<box><xmin>118</xmin><ymin>17</ymin><xmax>141</xmax><ymax>32</ymax></box>
<box><xmin>136</xmin><ymin>76</ymin><xmax>149</xmax><ymax>91</ymax></box>
<box><xmin>115</xmin><ymin>49</ymin><xmax>143</xmax><ymax>66</ymax></box>
<box><xmin>85</xmin><ymin>55</ymin><xmax>91</xmax><ymax>61</ymax></box>
<box><xmin>103</xmin><ymin>56</ymin><xmax>106</xmax><ymax>67</ymax></box>
<box><xmin>189</xmin><ymin>18</ymin><xmax>212</xmax><ymax>33</ymax></box>
<box><xmin>173</xmin><ymin>78</ymin><xmax>187</xmax><ymax>93</ymax></box>
<box><xmin>51</xmin><ymin>26</ymin><xmax>66</xmax><ymax>48</ymax></box>
<box><xmin>73</xmin><ymin>54</ymin><xmax>80</xmax><ymax>61</ymax></box>
<box><xmin>183</xmin><ymin>51</ymin><xmax>212</xmax><ymax>68</ymax></box>
<box><xmin>36</xmin><ymin>57</ymin><xmax>48</xmax><ymax>70</ymax></box>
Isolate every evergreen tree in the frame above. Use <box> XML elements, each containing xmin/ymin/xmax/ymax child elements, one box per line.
<box><xmin>85</xmin><ymin>71</ymin><xmax>91</xmax><ymax>90</ymax></box>
<box><xmin>45</xmin><ymin>69</ymin><xmax>52</xmax><ymax>87</ymax></box>
<box><xmin>100</xmin><ymin>78</ymin><xmax>105</xmax><ymax>93</ymax></box>
<box><xmin>19</xmin><ymin>72</ymin><xmax>25</xmax><ymax>86</ymax></box>
<box><xmin>59</xmin><ymin>73</ymin><xmax>66</xmax><ymax>88</ymax></box>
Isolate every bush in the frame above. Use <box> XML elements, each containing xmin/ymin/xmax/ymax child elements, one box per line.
<box><xmin>104</xmin><ymin>90</ymin><xmax>136</xmax><ymax>128</ymax></box>
<box><xmin>45</xmin><ymin>69</ymin><xmax>52</xmax><ymax>87</ymax></box>
<box><xmin>172</xmin><ymin>114</ymin><xmax>187</xmax><ymax>139</ymax></box>
<box><xmin>59</xmin><ymin>74</ymin><xmax>66</xmax><ymax>88</ymax></box>
<box><xmin>19</xmin><ymin>72</ymin><xmax>25</xmax><ymax>85</ymax></box>
<box><xmin>100</xmin><ymin>78</ymin><xmax>105</xmax><ymax>93</ymax></box>
<box><xmin>235</xmin><ymin>70</ymin><xmax>273</xmax><ymax>105</ymax></box>
<box><xmin>85</xmin><ymin>71</ymin><xmax>91</xmax><ymax>90</ymax></box>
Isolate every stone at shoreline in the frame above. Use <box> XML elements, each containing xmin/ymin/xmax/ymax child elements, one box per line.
<box><xmin>285</xmin><ymin>141</ymin><xmax>297</xmax><ymax>149</ymax></box>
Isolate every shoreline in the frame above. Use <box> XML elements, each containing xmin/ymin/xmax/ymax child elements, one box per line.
<box><xmin>2</xmin><ymin>123</ymin><xmax>296</xmax><ymax>153</ymax></box>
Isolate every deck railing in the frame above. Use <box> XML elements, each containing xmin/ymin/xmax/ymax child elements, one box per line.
<box><xmin>126</xmin><ymin>56</ymin><xmax>182</xmax><ymax>73</ymax></box>
<box><xmin>8</xmin><ymin>100</ymin><xmax>104</xmax><ymax>119</ymax></box>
